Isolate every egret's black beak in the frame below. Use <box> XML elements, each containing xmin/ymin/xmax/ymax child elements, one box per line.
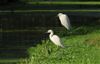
<box><xmin>45</xmin><ymin>32</ymin><xmax>50</xmax><ymax>34</ymax></box>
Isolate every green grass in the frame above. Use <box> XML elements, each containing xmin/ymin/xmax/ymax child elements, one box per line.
<box><xmin>28</xmin><ymin>1</ymin><xmax>100</xmax><ymax>5</ymax></box>
<box><xmin>1</xmin><ymin>9</ymin><xmax>100</xmax><ymax>13</ymax></box>
<box><xmin>0</xmin><ymin>59</ymin><xmax>25</xmax><ymax>63</ymax></box>
<box><xmin>26</xmin><ymin>26</ymin><xmax>100</xmax><ymax>64</ymax></box>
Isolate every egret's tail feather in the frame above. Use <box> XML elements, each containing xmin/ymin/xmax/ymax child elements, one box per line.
<box><xmin>60</xmin><ymin>45</ymin><xmax>72</xmax><ymax>48</ymax></box>
<box><xmin>60</xmin><ymin>44</ymin><xmax>65</xmax><ymax>48</ymax></box>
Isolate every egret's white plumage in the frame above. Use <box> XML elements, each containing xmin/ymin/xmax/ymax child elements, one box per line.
<box><xmin>47</xmin><ymin>29</ymin><xmax>64</xmax><ymax>48</ymax></box>
<box><xmin>58</xmin><ymin>13</ymin><xmax>71</xmax><ymax>30</ymax></box>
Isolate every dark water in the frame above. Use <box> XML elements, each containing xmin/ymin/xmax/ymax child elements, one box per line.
<box><xmin>1</xmin><ymin>30</ymin><xmax>49</xmax><ymax>59</ymax></box>
<box><xmin>2</xmin><ymin>31</ymin><xmax>48</xmax><ymax>45</ymax></box>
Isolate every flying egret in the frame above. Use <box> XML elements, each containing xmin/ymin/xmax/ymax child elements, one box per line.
<box><xmin>47</xmin><ymin>29</ymin><xmax>64</xmax><ymax>48</ymax></box>
<box><xmin>57</xmin><ymin>13</ymin><xmax>71</xmax><ymax>30</ymax></box>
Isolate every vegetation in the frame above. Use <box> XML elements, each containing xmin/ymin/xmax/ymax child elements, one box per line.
<box><xmin>25</xmin><ymin>26</ymin><xmax>100</xmax><ymax>64</ymax></box>
<box><xmin>22</xmin><ymin>0</ymin><xmax>100</xmax><ymax>2</ymax></box>
<box><xmin>1</xmin><ymin>10</ymin><xmax>100</xmax><ymax>13</ymax></box>
<box><xmin>28</xmin><ymin>1</ymin><xmax>100</xmax><ymax>5</ymax></box>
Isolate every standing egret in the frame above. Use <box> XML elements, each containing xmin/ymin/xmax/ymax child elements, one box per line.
<box><xmin>47</xmin><ymin>29</ymin><xmax>64</xmax><ymax>48</ymax></box>
<box><xmin>57</xmin><ymin>13</ymin><xmax>71</xmax><ymax>30</ymax></box>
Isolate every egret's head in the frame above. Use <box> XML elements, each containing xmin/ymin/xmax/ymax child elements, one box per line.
<box><xmin>57</xmin><ymin>13</ymin><xmax>63</xmax><ymax>17</ymax></box>
<box><xmin>47</xmin><ymin>29</ymin><xmax>53</xmax><ymax>34</ymax></box>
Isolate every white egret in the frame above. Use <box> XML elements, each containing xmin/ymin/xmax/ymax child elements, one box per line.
<box><xmin>47</xmin><ymin>29</ymin><xmax>64</xmax><ymax>48</ymax></box>
<box><xmin>57</xmin><ymin>13</ymin><xmax>71</xmax><ymax>30</ymax></box>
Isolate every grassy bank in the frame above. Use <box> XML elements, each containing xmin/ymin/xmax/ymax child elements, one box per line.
<box><xmin>26</xmin><ymin>26</ymin><xmax>100</xmax><ymax>64</ymax></box>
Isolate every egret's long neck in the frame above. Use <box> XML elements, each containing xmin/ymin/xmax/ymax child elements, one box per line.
<box><xmin>49</xmin><ymin>32</ymin><xmax>53</xmax><ymax>38</ymax></box>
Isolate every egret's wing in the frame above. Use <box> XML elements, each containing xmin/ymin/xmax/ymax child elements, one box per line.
<box><xmin>59</xmin><ymin>14</ymin><xmax>71</xmax><ymax>30</ymax></box>
<box><xmin>51</xmin><ymin>35</ymin><xmax>63</xmax><ymax>47</ymax></box>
